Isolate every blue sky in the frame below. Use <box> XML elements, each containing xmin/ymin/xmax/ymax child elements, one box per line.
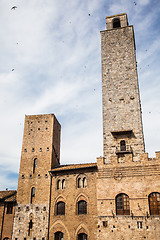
<box><xmin>0</xmin><ymin>0</ymin><xmax>160</xmax><ymax>190</ymax></box>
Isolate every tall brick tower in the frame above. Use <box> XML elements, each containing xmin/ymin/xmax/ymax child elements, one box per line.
<box><xmin>12</xmin><ymin>114</ymin><xmax>61</xmax><ymax>239</ymax></box>
<box><xmin>101</xmin><ymin>13</ymin><xmax>145</xmax><ymax>163</ymax></box>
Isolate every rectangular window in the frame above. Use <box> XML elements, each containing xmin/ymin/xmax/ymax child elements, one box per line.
<box><xmin>137</xmin><ymin>221</ymin><xmax>142</xmax><ymax>229</ymax></box>
<box><xmin>7</xmin><ymin>202</ymin><xmax>13</xmax><ymax>214</ymax></box>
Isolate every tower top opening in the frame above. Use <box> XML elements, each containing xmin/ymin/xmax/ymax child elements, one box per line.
<box><xmin>106</xmin><ymin>13</ymin><xmax>128</xmax><ymax>30</ymax></box>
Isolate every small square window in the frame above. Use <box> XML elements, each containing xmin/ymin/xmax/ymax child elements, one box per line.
<box><xmin>38</xmin><ymin>128</ymin><xmax>40</xmax><ymax>130</ymax></box>
<box><xmin>43</xmin><ymin>206</ymin><xmax>46</xmax><ymax>211</ymax></box>
<box><xmin>36</xmin><ymin>206</ymin><xmax>39</xmax><ymax>211</ymax></box>
<box><xmin>45</xmin><ymin>174</ymin><xmax>48</xmax><ymax>178</ymax></box>
<box><xmin>29</xmin><ymin>174</ymin><xmax>32</xmax><ymax>179</ymax></box>
<box><xmin>39</xmin><ymin>148</ymin><xmax>42</xmax><ymax>152</ymax></box>
<box><xmin>103</xmin><ymin>221</ymin><xmax>108</xmax><ymax>227</ymax></box>
<box><xmin>38</xmin><ymin>174</ymin><xmax>41</xmax><ymax>179</ymax></box>
<box><xmin>18</xmin><ymin>207</ymin><xmax>21</xmax><ymax>212</ymax></box>
<box><xmin>26</xmin><ymin>206</ymin><xmax>29</xmax><ymax>211</ymax></box>
<box><xmin>47</xmin><ymin>147</ymin><xmax>49</xmax><ymax>151</ymax></box>
<box><xmin>24</xmin><ymin>149</ymin><xmax>27</xmax><ymax>152</ymax></box>
<box><xmin>21</xmin><ymin>174</ymin><xmax>25</xmax><ymax>179</ymax></box>
<box><xmin>32</xmin><ymin>148</ymin><xmax>34</xmax><ymax>152</ymax></box>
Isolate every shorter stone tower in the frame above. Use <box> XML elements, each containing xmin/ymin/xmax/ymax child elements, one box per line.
<box><xmin>101</xmin><ymin>13</ymin><xmax>145</xmax><ymax>163</ymax></box>
<box><xmin>12</xmin><ymin>114</ymin><xmax>61</xmax><ymax>239</ymax></box>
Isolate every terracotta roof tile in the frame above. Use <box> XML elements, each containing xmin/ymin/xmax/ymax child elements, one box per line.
<box><xmin>0</xmin><ymin>190</ymin><xmax>17</xmax><ymax>202</ymax></box>
<box><xmin>51</xmin><ymin>162</ymin><xmax>97</xmax><ymax>172</ymax></box>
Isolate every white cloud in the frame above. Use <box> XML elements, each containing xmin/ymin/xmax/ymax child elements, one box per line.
<box><xmin>0</xmin><ymin>0</ymin><xmax>160</xmax><ymax>190</ymax></box>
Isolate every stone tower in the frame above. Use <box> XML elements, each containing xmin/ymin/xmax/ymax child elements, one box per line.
<box><xmin>101</xmin><ymin>13</ymin><xmax>145</xmax><ymax>163</ymax></box>
<box><xmin>12</xmin><ymin>114</ymin><xmax>61</xmax><ymax>239</ymax></box>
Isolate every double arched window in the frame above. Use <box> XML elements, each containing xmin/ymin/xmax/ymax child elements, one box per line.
<box><xmin>54</xmin><ymin>232</ymin><xmax>63</xmax><ymax>240</ymax></box>
<box><xmin>57</xmin><ymin>179</ymin><xmax>66</xmax><ymax>190</ymax></box>
<box><xmin>77</xmin><ymin>176</ymin><xmax>87</xmax><ymax>188</ymax></box>
<box><xmin>56</xmin><ymin>201</ymin><xmax>65</xmax><ymax>215</ymax></box>
<box><xmin>78</xmin><ymin>200</ymin><xmax>87</xmax><ymax>215</ymax></box>
<box><xmin>116</xmin><ymin>193</ymin><xmax>130</xmax><ymax>215</ymax></box>
<box><xmin>149</xmin><ymin>192</ymin><xmax>160</xmax><ymax>215</ymax></box>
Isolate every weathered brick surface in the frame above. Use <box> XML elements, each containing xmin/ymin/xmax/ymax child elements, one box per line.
<box><xmin>12</xmin><ymin>114</ymin><xmax>61</xmax><ymax>239</ymax></box>
<box><xmin>49</xmin><ymin>166</ymin><xmax>97</xmax><ymax>240</ymax></box>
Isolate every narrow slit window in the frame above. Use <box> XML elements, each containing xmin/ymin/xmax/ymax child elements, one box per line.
<box><xmin>31</xmin><ymin>187</ymin><xmax>35</xmax><ymax>204</ymax></box>
<box><xmin>33</xmin><ymin>158</ymin><xmax>37</xmax><ymax>173</ymax></box>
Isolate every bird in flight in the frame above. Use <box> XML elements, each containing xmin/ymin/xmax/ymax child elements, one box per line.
<box><xmin>11</xmin><ymin>6</ymin><xmax>17</xmax><ymax>10</ymax></box>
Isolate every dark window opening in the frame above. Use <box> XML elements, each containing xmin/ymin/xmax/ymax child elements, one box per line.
<box><xmin>120</xmin><ymin>140</ymin><xmax>126</xmax><ymax>151</ymax></box>
<box><xmin>54</xmin><ymin>231</ymin><xmax>63</xmax><ymax>240</ymax></box>
<box><xmin>78</xmin><ymin>200</ymin><xmax>87</xmax><ymax>215</ymax></box>
<box><xmin>33</xmin><ymin>158</ymin><xmax>37</xmax><ymax>173</ymax></box>
<box><xmin>116</xmin><ymin>193</ymin><xmax>130</xmax><ymax>215</ymax></box>
<box><xmin>113</xmin><ymin>18</ymin><xmax>121</xmax><ymax>28</ymax></box>
<box><xmin>31</xmin><ymin>187</ymin><xmax>35</xmax><ymax>204</ymax></box>
<box><xmin>28</xmin><ymin>219</ymin><xmax>33</xmax><ymax>236</ymax></box>
<box><xmin>78</xmin><ymin>233</ymin><xmax>87</xmax><ymax>240</ymax></box>
<box><xmin>7</xmin><ymin>202</ymin><xmax>13</xmax><ymax>214</ymax></box>
<box><xmin>149</xmin><ymin>192</ymin><xmax>160</xmax><ymax>215</ymax></box>
<box><xmin>57</xmin><ymin>201</ymin><xmax>65</xmax><ymax>215</ymax></box>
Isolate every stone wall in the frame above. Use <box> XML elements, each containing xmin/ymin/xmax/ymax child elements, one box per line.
<box><xmin>101</xmin><ymin>13</ymin><xmax>145</xmax><ymax>163</ymax></box>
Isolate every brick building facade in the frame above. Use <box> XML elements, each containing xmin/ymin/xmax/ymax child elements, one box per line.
<box><xmin>1</xmin><ymin>13</ymin><xmax>160</xmax><ymax>240</ymax></box>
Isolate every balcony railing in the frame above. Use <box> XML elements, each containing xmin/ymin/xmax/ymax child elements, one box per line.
<box><xmin>116</xmin><ymin>145</ymin><xmax>133</xmax><ymax>154</ymax></box>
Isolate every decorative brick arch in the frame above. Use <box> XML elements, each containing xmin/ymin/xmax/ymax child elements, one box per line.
<box><xmin>54</xmin><ymin>195</ymin><xmax>66</xmax><ymax>216</ymax></box>
<box><xmin>75</xmin><ymin>223</ymin><xmax>89</xmax><ymax>240</ymax></box>
<box><xmin>75</xmin><ymin>193</ymin><xmax>88</xmax><ymax>203</ymax></box>
<box><xmin>49</xmin><ymin>220</ymin><xmax>70</xmax><ymax>240</ymax></box>
<box><xmin>75</xmin><ymin>193</ymin><xmax>89</xmax><ymax>215</ymax></box>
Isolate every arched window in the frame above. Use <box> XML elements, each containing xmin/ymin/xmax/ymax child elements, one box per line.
<box><xmin>116</xmin><ymin>193</ymin><xmax>130</xmax><ymax>215</ymax></box>
<box><xmin>78</xmin><ymin>200</ymin><xmax>87</xmax><ymax>215</ymax></box>
<box><xmin>62</xmin><ymin>179</ymin><xmax>65</xmax><ymax>189</ymax></box>
<box><xmin>149</xmin><ymin>192</ymin><xmax>160</xmax><ymax>215</ymax></box>
<box><xmin>82</xmin><ymin>177</ymin><xmax>87</xmax><ymax>188</ymax></box>
<box><xmin>120</xmin><ymin>140</ymin><xmax>126</xmax><ymax>151</ymax></box>
<box><xmin>33</xmin><ymin>158</ymin><xmax>37</xmax><ymax>173</ymax></box>
<box><xmin>31</xmin><ymin>187</ymin><xmax>35</xmax><ymax>204</ymax></box>
<box><xmin>54</xmin><ymin>232</ymin><xmax>63</xmax><ymax>240</ymax></box>
<box><xmin>3</xmin><ymin>238</ymin><xmax>9</xmax><ymax>240</ymax></box>
<box><xmin>113</xmin><ymin>18</ymin><xmax>121</xmax><ymax>28</ymax></box>
<box><xmin>57</xmin><ymin>179</ymin><xmax>61</xmax><ymax>190</ymax></box>
<box><xmin>78</xmin><ymin>178</ymin><xmax>81</xmax><ymax>188</ymax></box>
<box><xmin>78</xmin><ymin>233</ymin><xmax>87</xmax><ymax>240</ymax></box>
<box><xmin>57</xmin><ymin>201</ymin><xmax>65</xmax><ymax>215</ymax></box>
